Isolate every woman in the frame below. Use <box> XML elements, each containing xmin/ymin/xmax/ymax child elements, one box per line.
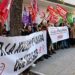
<box><xmin>28</xmin><ymin>25</ymin><xmax>33</xmax><ymax>34</ymax></box>
<box><xmin>21</xmin><ymin>26</ymin><xmax>29</xmax><ymax>36</ymax></box>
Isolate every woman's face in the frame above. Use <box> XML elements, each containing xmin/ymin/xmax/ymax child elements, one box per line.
<box><xmin>38</xmin><ymin>27</ymin><xmax>41</xmax><ymax>31</ymax></box>
<box><xmin>28</xmin><ymin>26</ymin><xmax>32</xmax><ymax>31</ymax></box>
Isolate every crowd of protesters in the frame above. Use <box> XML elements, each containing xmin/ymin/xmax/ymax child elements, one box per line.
<box><xmin>0</xmin><ymin>20</ymin><xmax>75</xmax><ymax>59</ymax></box>
<box><xmin>20</xmin><ymin>20</ymin><xmax>75</xmax><ymax>62</ymax></box>
<box><xmin>0</xmin><ymin>19</ymin><xmax>75</xmax><ymax>74</ymax></box>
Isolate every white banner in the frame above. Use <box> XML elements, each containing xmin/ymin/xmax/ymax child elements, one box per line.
<box><xmin>48</xmin><ymin>26</ymin><xmax>69</xmax><ymax>43</ymax></box>
<box><xmin>0</xmin><ymin>31</ymin><xmax>47</xmax><ymax>75</ymax></box>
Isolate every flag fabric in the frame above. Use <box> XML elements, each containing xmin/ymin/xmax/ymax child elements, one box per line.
<box><xmin>47</xmin><ymin>6</ymin><xmax>58</xmax><ymax>23</ymax></box>
<box><xmin>30</xmin><ymin>0</ymin><xmax>38</xmax><ymax>22</ymax></box>
<box><xmin>0</xmin><ymin>0</ymin><xmax>12</xmax><ymax>25</ymax></box>
<box><xmin>31</xmin><ymin>8</ymin><xmax>36</xmax><ymax>22</ymax></box>
<box><xmin>39</xmin><ymin>10</ymin><xmax>45</xmax><ymax>18</ymax></box>
<box><xmin>49</xmin><ymin>15</ymin><xmax>59</xmax><ymax>23</ymax></box>
<box><xmin>56</xmin><ymin>4</ymin><xmax>67</xmax><ymax>19</ymax></box>
<box><xmin>0</xmin><ymin>0</ymin><xmax>9</xmax><ymax>13</ymax></box>
<box><xmin>22</xmin><ymin>9</ymin><xmax>29</xmax><ymax>25</ymax></box>
<box><xmin>32</xmin><ymin>0</ymin><xmax>38</xmax><ymax>14</ymax></box>
<box><xmin>47</xmin><ymin>6</ymin><xmax>57</xmax><ymax>16</ymax></box>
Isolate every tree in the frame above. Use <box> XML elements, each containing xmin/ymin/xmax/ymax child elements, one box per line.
<box><xmin>10</xmin><ymin>0</ymin><xmax>23</xmax><ymax>36</ymax></box>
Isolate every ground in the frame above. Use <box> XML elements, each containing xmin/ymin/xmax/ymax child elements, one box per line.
<box><xmin>31</xmin><ymin>48</ymin><xmax>75</xmax><ymax>75</ymax></box>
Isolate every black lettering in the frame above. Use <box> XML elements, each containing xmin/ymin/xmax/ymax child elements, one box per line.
<box><xmin>0</xmin><ymin>42</ymin><xmax>6</xmax><ymax>56</ymax></box>
<box><xmin>7</xmin><ymin>43</ymin><xmax>16</xmax><ymax>55</ymax></box>
<box><xmin>14</xmin><ymin>58</ymin><xmax>26</xmax><ymax>71</ymax></box>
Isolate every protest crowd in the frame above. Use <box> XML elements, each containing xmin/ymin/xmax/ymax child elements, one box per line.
<box><xmin>21</xmin><ymin>20</ymin><xmax>74</xmax><ymax>58</ymax></box>
<box><xmin>20</xmin><ymin>18</ymin><xmax>75</xmax><ymax>75</ymax></box>
<box><xmin>0</xmin><ymin>0</ymin><xmax>75</xmax><ymax>75</ymax></box>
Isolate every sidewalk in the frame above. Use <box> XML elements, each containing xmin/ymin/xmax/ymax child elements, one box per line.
<box><xmin>31</xmin><ymin>48</ymin><xmax>75</xmax><ymax>75</ymax></box>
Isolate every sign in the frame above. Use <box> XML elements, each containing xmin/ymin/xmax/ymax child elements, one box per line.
<box><xmin>0</xmin><ymin>31</ymin><xmax>47</xmax><ymax>75</ymax></box>
<box><xmin>56</xmin><ymin>4</ymin><xmax>67</xmax><ymax>19</ymax></box>
<box><xmin>48</xmin><ymin>26</ymin><xmax>69</xmax><ymax>43</ymax></box>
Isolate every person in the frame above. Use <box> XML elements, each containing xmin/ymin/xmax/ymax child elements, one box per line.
<box><xmin>63</xmin><ymin>21</ymin><xmax>70</xmax><ymax>48</ymax></box>
<box><xmin>21</xmin><ymin>26</ymin><xmax>29</xmax><ymax>36</ymax></box>
<box><xmin>35</xmin><ymin>25</ymin><xmax>45</xmax><ymax>61</ymax></box>
<box><xmin>39</xmin><ymin>21</ymin><xmax>52</xmax><ymax>59</ymax></box>
<box><xmin>71</xmin><ymin>23</ymin><xmax>75</xmax><ymax>47</ymax></box>
<box><xmin>59</xmin><ymin>23</ymin><xmax>68</xmax><ymax>49</ymax></box>
<box><xmin>32</xmin><ymin>23</ymin><xmax>37</xmax><ymax>32</ymax></box>
<box><xmin>65</xmin><ymin>22</ymin><xmax>71</xmax><ymax>48</ymax></box>
<box><xmin>37</xmin><ymin>25</ymin><xmax>42</xmax><ymax>31</ymax></box>
<box><xmin>27</xmin><ymin>25</ymin><xmax>33</xmax><ymax>34</ymax></box>
<box><xmin>53</xmin><ymin>22</ymin><xmax>59</xmax><ymax>50</ymax></box>
<box><xmin>41</xmin><ymin>24</ymin><xmax>51</xmax><ymax>59</ymax></box>
<box><xmin>47</xmin><ymin>21</ymin><xmax>56</xmax><ymax>54</ymax></box>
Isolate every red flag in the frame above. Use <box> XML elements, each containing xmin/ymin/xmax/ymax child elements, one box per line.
<box><xmin>0</xmin><ymin>0</ymin><xmax>9</xmax><ymax>13</ymax></box>
<box><xmin>30</xmin><ymin>0</ymin><xmax>38</xmax><ymax>22</ymax></box>
<box><xmin>0</xmin><ymin>0</ymin><xmax>12</xmax><ymax>25</ymax></box>
<box><xmin>47</xmin><ymin>6</ymin><xmax>58</xmax><ymax>23</ymax></box>
<box><xmin>31</xmin><ymin>0</ymin><xmax>38</xmax><ymax>14</ymax></box>
<box><xmin>31</xmin><ymin>8</ymin><xmax>36</xmax><ymax>22</ymax></box>
<box><xmin>47</xmin><ymin>6</ymin><xmax>57</xmax><ymax>16</ymax></box>
<box><xmin>49</xmin><ymin>15</ymin><xmax>59</xmax><ymax>23</ymax></box>
<box><xmin>56</xmin><ymin>4</ymin><xmax>67</xmax><ymax>19</ymax></box>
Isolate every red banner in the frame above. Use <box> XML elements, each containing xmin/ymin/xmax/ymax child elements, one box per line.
<box><xmin>56</xmin><ymin>4</ymin><xmax>67</xmax><ymax>19</ymax></box>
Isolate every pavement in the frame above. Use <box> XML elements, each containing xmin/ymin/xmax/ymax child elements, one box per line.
<box><xmin>31</xmin><ymin>48</ymin><xmax>75</xmax><ymax>75</ymax></box>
